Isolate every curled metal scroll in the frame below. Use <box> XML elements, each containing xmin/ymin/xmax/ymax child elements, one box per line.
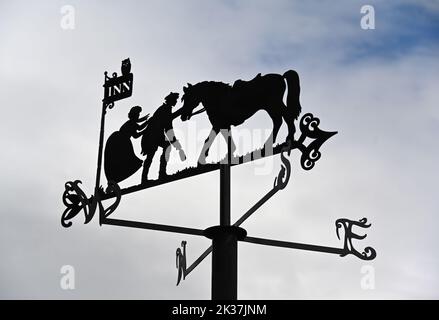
<box><xmin>294</xmin><ymin>113</ymin><xmax>337</xmax><ymax>171</ymax></box>
<box><xmin>61</xmin><ymin>180</ymin><xmax>92</xmax><ymax>228</ymax></box>
<box><xmin>176</xmin><ymin>241</ymin><xmax>187</xmax><ymax>286</ymax></box>
<box><xmin>274</xmin><ymin>145</ymin><xmax>292</xmax><ymax>191</ymax></box>
<box><xmin>101</xmin><ymin>181</ymin><xmax>121</xmax><ymax>219</ymax></box>
<box><xmin>61</xmin><ymin>180</ymin><xmax>121</xmax><ymax>228</ymax></box>
<box><xmin>336</xmin><ymin>218</ymin><xmax>377</xmax><ymax>260</ymax></box>
<box><xmin>106</xmin><ymin>101</ymin><xmax>115</xmax><ymax>110</ymax></box>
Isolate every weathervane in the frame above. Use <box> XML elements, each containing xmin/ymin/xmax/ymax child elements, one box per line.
<box><xmin>62</xmin><ymin>59</ymin><xmax>376</xmax><ymax>300</ymax></box>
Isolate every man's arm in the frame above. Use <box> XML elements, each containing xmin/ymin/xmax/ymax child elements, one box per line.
<box><xmin>171</xmin><ymin>107</ymin><xmax>184</xmax><ymax>120</ymax></box>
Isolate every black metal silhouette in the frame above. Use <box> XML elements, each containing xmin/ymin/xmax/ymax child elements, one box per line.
<box><xmin>174</xmin><ymin>144</ymin><xmax>375</xmax><ymax>288</ymax></box>
<box><xmin>62</xmin><ymin>60</ymin><xmax>130</xmax><ymax>227</ymax></box>
<box><xmin>336</xmin><ymin>218</ymin><xmax>377</xmax><ymax>260</ymax></box>
<box><xmin>61</xmin><ymin>180</ymin><xmax>121</xmax><ymax>228</ymax></box>
<box><xmin>179</xmin><ymin>70</ymin><xmax>301</xmax><ymax>163</ymax></box>
<box><xmin>140</xmin><ymin>92</ymin><xmax>186</xmax><ymax>182</ymax></box>
<box><xmin>96</xmin><ymin>113</ymin><xmax>336</xmax><ymax>201</ymax></box>
<box><xmin>176</xmin><ymin>145</ymin><xmax>292</xmax><ymax>286</ymax></box>
<box><xmin>121</xmin><ymin>58</ymin><xmax>131</xmax><ymax>76</ymax></box>
<box><xmin>61</xmin><ymin>60</ymin><xmax>376</xmax><ymax>300</ymax></box>
<box><xmin>104</xmin><ymin>106</ymin><xmax>149</xmax><ymax>183</ymax></box>
<box><xmin>176</xmin><ymin>241</ymin><xmax>187</xmax><ymax>286</ymax></box>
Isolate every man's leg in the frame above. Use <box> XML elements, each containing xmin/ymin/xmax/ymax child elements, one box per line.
<box><xmin>159</xmin><ymin>143</ymin><xmax>172</xmax><ymax>178</ymax></box>
<box><xmin>142</xmin><ymin>146</ymin><xmax>158</xmax><ymax>183</ymax></box>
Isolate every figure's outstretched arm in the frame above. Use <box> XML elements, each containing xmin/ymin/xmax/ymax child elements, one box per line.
<box><xmin>171</xmin><ymin>107</ymin><xmax>184</xmax><ymax>120</ymax></box>
<box><xmin>132</xmin><ymin>124</ymin><xmax>148</xmax><ymax>139</ymax></box>
<box><xmin>134</xmin><ymin>114</ymin><xmax>150</xmax><ymax>130</ymax></box>
<box><xmin>138</xmin><ymin>113</ymin><xmax>150</xmax><ymax>122</ymax></box>
<box><xmin>137</xmin><ymin>120</ymin><xmax>149</xmax><ymax>131</ymax></box>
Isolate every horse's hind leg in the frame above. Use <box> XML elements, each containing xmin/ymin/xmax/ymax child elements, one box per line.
<box><xmin>280</xmin><ymin>104</ymin><xmax>296</xmax><ymax>142</ymax></box>
<box><xmin>265</xmin><ymin>108</ymin><xmax>283</xmax><ymax>147</ymax></box>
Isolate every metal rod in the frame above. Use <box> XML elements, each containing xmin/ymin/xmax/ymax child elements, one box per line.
<box><xmin>220</xmin><ymin>129</ymin><xmax>232</xmax><ymax>226</ymax></box>
<box><xmin>186</xmin><ymin>246</ymin><xmax>212</xmax><ymax>276</ymax></box>
<box><xmin>219</xmin><ymin>165</ymin><xmax>231</xmax><ymax>226</ymax></box>
<box><xmin>102</xmin><ymin>218</ymin><xmax>205</xmax><ymax>236</ymax></box>
<box><xmin>211</xmin><ymin>131</ymin><xmax>237</xmax><ymax>300</ymax></box>
<box><xmin>183</xmin><ymin>188</ymin><xmax>279</xmax><ymax>278</ymax></box>
<box><xmin>184</xmin><ymin>176</ymin><xmax>282</xmax><ymax>278</ymax></box>
<box><xmin>95</xmin><ymin>102</ymin><xmax>107</xmax><ymax>193</ymax></box>
<box><xmin>233</xmin><ymin>188</ymin><xmax>278</xmax><ymax>227</ymax></box>
<box><xmin>219</xmin><ymin>171</ymin><xmax>231</xmax><ymax>225</ymax></box>
<box><xmin>242</xmin><ymin>236</ymin><xmax>345</xmax><ymax>255</ymax></box>
<box><xmin>210</xmin><ymin>228</ymin><xmax>238</xmax><ymax>300</ymax></box>
<box><xmin>101</xmin><ymin>163</ymin><xmax>220</xmax><ymax>200</ymax></box>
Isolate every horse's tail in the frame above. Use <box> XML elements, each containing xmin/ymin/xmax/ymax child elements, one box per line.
<box><xmin>283</xmin><ymin>70</ymin><xmax>302</xmax><ymax>120</ymax></box>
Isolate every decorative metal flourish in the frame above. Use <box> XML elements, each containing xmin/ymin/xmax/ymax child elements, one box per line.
<box><xmin>105</xmin><ymin>101</ymin><xmax>115</xmax><ymax>110</ymax></box>
<box><xmin>295</xmin><ymin>113</ymin><xmax>337</xmax><ymax>171</ymax></box>
<box><xmin>61</xmin><ymin>180</ymin><xmax>93</xmax><ymax>228</ymax></box>
<box><xmin>61</xmin><ymin>180</ymin><xmax>121</xmax><ymax>228</ymax></box>
<box><xmin>336</xmin><ymin>218</ymin><xmax>377</xmax><ymax>260</ymax></box>
<box><xmin>101</xmin><ymin>181</ymin><xmax>122</xmax><ymax>219</ymax></box>
<box><xmin>273</xmin><ymin>144</ymin><xmax>292</xmax><ymax>191</ymax></box>
<box><xmin>176</xmin><ymin>241</ymin><xmax>187</xmax><ymax>286</ymax></box>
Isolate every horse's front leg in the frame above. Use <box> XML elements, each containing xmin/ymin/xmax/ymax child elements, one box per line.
<box><xmin>198</xmin><ymin>127</ymin><xmax>219</xmax><ymax>165</ymax></box>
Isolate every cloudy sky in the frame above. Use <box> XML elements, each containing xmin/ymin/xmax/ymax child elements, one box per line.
<box><xmin>1</xmin><ymin>0</ymin><xmax>438</xmax><ymax>299</ymax></box>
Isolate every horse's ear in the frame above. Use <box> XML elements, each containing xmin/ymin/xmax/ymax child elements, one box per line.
<box><xmin>187</xmin><ymin>83</ymin><xmax>192</xmax><ymax>88</ymax></box>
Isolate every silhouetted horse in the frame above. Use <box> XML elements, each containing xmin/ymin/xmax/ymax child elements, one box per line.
<box><xmin>180</xmin><ymin>70</ymin><xmax>301</xmax><ymax>162</ymax></box>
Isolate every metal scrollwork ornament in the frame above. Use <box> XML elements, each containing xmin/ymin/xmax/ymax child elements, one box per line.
<box><xmin>336</xmin><ymin>218</ymin><xmax>377</xmax><ymax>260</ymax></box>
<box><xmin>61</xmin><ymin>180</ymin><xmax>93</xmax><ymax>228</ymax></box>
<box><xmin>176</xmin><ymin>241</ymin><xmax>187</xmax><ymax>286</ymax></box>
<box><xmin>295</xmin><ymin>113</ymin><xmax>337</xmax><ymax>171</ymax></box>
<box><xmin>61</xmin><ymin>180</ymin><xmax>121</xmax><ymax>228</ymax></box>
<box><xmin>274</xmin><ymin>145</ymin><xmax>292</xmax><ymax>191</ymax></box>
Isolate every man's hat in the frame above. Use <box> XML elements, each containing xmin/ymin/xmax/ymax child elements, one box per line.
<box><xmin>165</xmin><ymin>92</ymin><xmax>179</xmax><ymax>103</ymax></box>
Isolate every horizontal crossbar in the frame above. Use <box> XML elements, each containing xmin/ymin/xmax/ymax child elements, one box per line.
<box><xmin>185</xmin><ymin>235</ymin><xmax>345</xmax><ymax>278</ymax></box>
<box><xmin>242</xmin><ymin>236</ymin><xmax>345</xmax><ymax>255</ymax></box>
<box><xmin>102</xmin><ymin>218</ymin><xmax>205</xmax><ymax>236</ymax></box>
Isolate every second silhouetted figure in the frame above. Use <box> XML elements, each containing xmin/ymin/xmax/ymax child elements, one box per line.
<box><xmin>141</xmin><ymin>92</ymin><xmax>186</xmax><ymax>183</ymax></box>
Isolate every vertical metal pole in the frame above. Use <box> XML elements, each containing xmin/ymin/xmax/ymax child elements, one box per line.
<box><xmin>206</xmin><ymin>129</ymin><xmax>247</xmax><ymax>300</ymax></box>
<box><xmin>209</xmin><ymin>227</ymin><xmax>238</xmax><ymax>300</ymax></box>
<box><xmin>95</xmin><ymin>102</ymin><xmax>107</xmax><ymax>192</ymax></box>
<box><xmin>220</xmin><ymin>131</ymin><xmax>231</xmax><ymax>226</ymax></box>
<box><xmin>96</xmin><ymin>101</ymin><xmax>107</xmax><ymax>225</ymax></box>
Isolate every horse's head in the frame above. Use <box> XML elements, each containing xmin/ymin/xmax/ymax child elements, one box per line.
<box><xmin>180</xmin><ymin>83</ymin><xmax>201</xmax><ymax>121</ymax></box>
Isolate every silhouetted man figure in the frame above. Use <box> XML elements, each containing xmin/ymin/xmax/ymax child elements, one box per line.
<box><xmin>141</xmin><ymin>92</ymin><xmax>186</xmax><ymax>183</ymax></box>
